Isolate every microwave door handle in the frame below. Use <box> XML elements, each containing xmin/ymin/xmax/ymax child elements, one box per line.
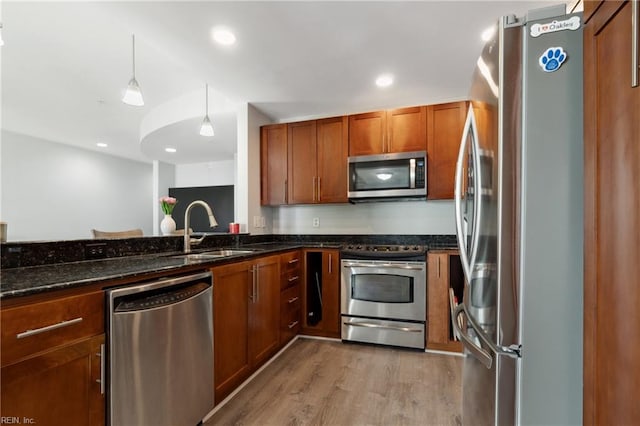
<box><xmin>409</xmin><ymin>158</ymin><xmax>416</xmax><ymax>189</ymax></box>
<box><xmin>455</xmin><ymin>106</ymin><xmax>474</xmax><ymax>282</ymax></box>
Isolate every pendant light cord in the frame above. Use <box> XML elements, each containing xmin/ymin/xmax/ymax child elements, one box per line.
<box><xmin>132</xmin><ymin>34</ymin><xmax>136</xmax><ymax>77</ymax></box>
<box><xmin>205</xmin><ymin>83</ymin><xmax>209</xmax><ymax>114</ymax></box>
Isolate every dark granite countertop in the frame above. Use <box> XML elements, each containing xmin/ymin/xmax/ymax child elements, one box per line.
<box><xmin>0</xmin><ymin>244</ymin><xmax>308</xmax><ymax>299</ymax></box>
<box><xmin>0</xmin><ymin>235</ymin><xmax>455</xmax><ymax>300</ymax></box>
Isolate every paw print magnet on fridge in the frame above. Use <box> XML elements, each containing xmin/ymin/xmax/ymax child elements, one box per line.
<box><xmin>539</xmin><ymin>47</ymin><xmax>567</xmax><ymax>73</ymax></box>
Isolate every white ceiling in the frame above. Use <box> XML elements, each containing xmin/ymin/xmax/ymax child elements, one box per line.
<box><xmin>1</xmin><ymin>0</ymin><xmax>556</xmax><ymax>164</ymax></box>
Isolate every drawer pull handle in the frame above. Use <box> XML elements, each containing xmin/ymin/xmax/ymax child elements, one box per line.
<box><xmin>344</xmin><ymin>321</ymin><xmax>422</xmax><ymax>333</ymax></box>
<box><xmin>287</xmin><ymin>296</ymin><xmax>299</xmax><ymax>304</ymax></box>
<box><xmin>288</xmin><ymin>276</ymin><xmax>299</xmax><ymax>282</ymax></box>
<box><xmin>288</xmin><ymin>258</ymin><xmax>299</xmax><ymax>264</ymax></box>
<box><xmin>16</xmin><ymin>317</ymin><xmax>83</xmax><ymax>339</ymax></box>
<box><xmin>288</xmin><ymin>320</ymin><xmax>299</xmax><ymax>329</ymax></box>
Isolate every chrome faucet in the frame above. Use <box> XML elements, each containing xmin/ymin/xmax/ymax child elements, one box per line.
<box><xmin>183</xmin><ymin>200</ymin><xmax>218</xmax><ymax>253</ymax></box>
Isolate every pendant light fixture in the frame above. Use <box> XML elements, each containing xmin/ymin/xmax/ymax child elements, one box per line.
<box><xmin>122</xmin><ymin>34</ymin><xmax>144</xmax><ymax>106</ymax></box>
<box><xmin>199</xmin><ymin>84</ymin><xmax>214</xmax><ymax>137</ymax></box>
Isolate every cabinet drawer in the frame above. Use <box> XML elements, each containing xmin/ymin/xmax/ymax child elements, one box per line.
<box><xmin>281</xmin><ymin>268</ymin><xmax>301</xmax><ymax>290</ymax></box>
<box><xmin>280</xmin><ymin>251</ymin><xmax>301</xmax><ymax>290</ymax></box>
<box><xmin>280</xmin><ymin>251</ymin><xmax>301</xmax><ymax>274</ymax></box>
<box><xmin>280</xmin><ymin>285</ymin><xmax>301</xmax><ymax>344</ymax></box>
<box><xmin>1</xmin><ymin>291</ymin><xmax>105</xmax><ymax>367</ymax></box>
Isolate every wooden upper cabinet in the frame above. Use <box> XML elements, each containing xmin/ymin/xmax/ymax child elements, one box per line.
<box><xmin>426</xmin><ymin>101</ymin><xmax>468</xmax><ymax>199</ymax></box>
<box><xmin>260</xmin><ymin>124</ymin><xmax>288</xmax><ymax>206</ymax></box>
<box><xmin>288</xmin><ymin>120</ymin><xmax>317</xmax><ymax>204</ymax></box>
<box><xmin>287</xmin><ymin>117</ymin><xmax>349</xmax><ymax>205</ymax></box>
<box><xmin>349</xmin><ymin>107</ymin><xmax>426</xmax><ymax>156</ymax></box>
<box><xmin>348</xmin><ymin>111</ymin><xmax>386</xmax><ymax>156</ymax></box>
<box><xmin>316</xmin><ymin>116</ymin><xmax>348</xmax><ymax>203</ymax></box>
<box><xmin>387</xmin><ymin>106</ymin><xmax>427</xmax><ymax>153</ymax></box>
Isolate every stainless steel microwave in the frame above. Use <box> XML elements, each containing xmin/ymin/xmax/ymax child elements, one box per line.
<box><xmin>347</xmin><ymin>151</ymin><xmax>427</xmax><ymax>202</ymax></box>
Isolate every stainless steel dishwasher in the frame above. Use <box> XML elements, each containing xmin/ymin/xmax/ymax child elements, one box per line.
<box><xmin>106</xmin><ymin>271</ymin><xmax>214</xmax><ymax>426</ymax></box>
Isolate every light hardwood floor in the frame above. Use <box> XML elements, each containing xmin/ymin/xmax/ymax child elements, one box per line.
<box><xmin>207</xmin><ymin>338</ymin><xmax>463</xmax><ymax>426</ymax></box>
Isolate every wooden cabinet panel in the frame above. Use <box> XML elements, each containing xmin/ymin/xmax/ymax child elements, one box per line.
<box><xmin>288</xmin><ymin>120</ymin><xmax>317</xmax><ymax>204</ymax></box>
<box><xmin>279</xmin><ymin>284</ymin><xmax>301</xmax><ymax>345</ymax></box>
<box><xmin>301</xmin><ymin>249</ymin><xmax>340</xmax><ymax>338</ymax></box>
<box><xmin>317</xmin><ymin>116</ymin><xmax>349</xmax><ymax>203</ymax></box>
<box><xmin>426</xmin><ymin>101</ymin><xmax>467</xmax><ymax>200</ymax></box>
<box><xmin>1</xmin><ymin>334</ymin><xmax>105</xmax><ymax>426</ymax></box>
<box><xmin>387</xmin><ymin>106</ymin><xmax>427</xmax><ymax>153</ymax></box>
<box><xmin>260</xmin><ymin>123</ymin><xmax>288</xmax><ymax>206</ymax></box>
<box><xmin>280</xmin><ymin>250</ymin><xmax>302</xmax><ymax>290</ymax></box>
<box><xmin>1</xmin><ymin>291</ymin><xmax>104</xmax><ymax>367</ymax></box>
<box><xmin>212</xmin><ymin>261</ymin><xmax>251</xmax><ymax>402</ymax></box>
<box><xmin>321</xmin><ymin>250</ymin><xmax>341</xmax><ymax>336</ymax></box>
<box><xmin>583</xmin><ymin>1</ymin><xmax>640</xmax><ymax>424</ymax></box>
<box><xmin>249</xmin><ymin>255</ymin><xmax>281</xmax><ymax>368</ymax></box>
<box><xmin>349</xmin><ymin>108</ymin><xmax>427</xmax><ymax>156</ymax></box>
<box><xmin>427</xmin><ymin>251</ymin><xmax>463</xmax><ymax>352</ymax></box>
<box><xmin>348</xmin><ymin>111</ymin><xmax>386</xmax><ymax>156</ymax></box>
<box><xmin>263</xmin><ymin>117</ymin><xmax>348</xmax><ymax>206</ymax></box>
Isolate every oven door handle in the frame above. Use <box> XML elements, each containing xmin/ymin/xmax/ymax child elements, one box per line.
<box><xmin>342</xmin><ymin>262</ymin><xmax>424</xmax><ymax>271</ymax></box>
<box><xmin>344</xmin><ymin>321</ymin><xmax>423</xmax><ymax>333</ymax></box>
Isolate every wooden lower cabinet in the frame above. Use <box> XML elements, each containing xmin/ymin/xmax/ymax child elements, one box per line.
<box><xmin>279</xmin><ymin>251</ymin><xmax>302</xmax><ymax>346</ymax></box>
<box><xmin>212</xmin><ymin>260</ymin><xmax>252</xmax><ymax>403</ymax></box>
<box><xmin>248</xmin><ymin>255</ymin><xmax>281</xmax><ymax>367</ymax></box>
<box><xmin>213</xmin><ymin>254</ymin><xmax>281</xmax><ymax>403</ymax></box>
<box><xmin>427</xmin><ymin>251</ymin><xmax>464</xmax><ymax>352</ymax></box>
<box><xmin>280</xmin><ymin>283</ymin><xmax>301</xmax><ymax>345</ymax></box>
<box><xmin>1</xmin><ymin>334</ymin><xmax>105</xmax><ymax>426</ymax></box>
<box><xmin>0</xmin><ymin>289</ymin><xmax>106</xmax><ymax>426</ymax></box>
<box><xmin>301</xmin><ymin>249</ymin><xmax>340</xmax><ymax>338</ymax></box>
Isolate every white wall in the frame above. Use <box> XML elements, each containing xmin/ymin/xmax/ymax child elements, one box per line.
<box><xmin>273</xmin><ymin>200</ymin><xmax>455</xmax><ymax>235</ymax></box>
<box><xmin>246</xmin><ymin>104</ymin><xmax>274</xmax><ymax>235</ymax></box>
<box><xmin>1</xmin><ymin>131</ymin><xmax>153</xmax><ymax>241</ymax></box>
<box><xmin>175</xmin><ymin>160</ymin><xmax>235</xmax><ymax>187</ymax></box>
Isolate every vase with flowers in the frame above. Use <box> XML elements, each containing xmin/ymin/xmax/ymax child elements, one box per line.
<box><xmin>159</xmin><ymin>196</ymin><xmax>177</xmax><ymax>236</ymax></box>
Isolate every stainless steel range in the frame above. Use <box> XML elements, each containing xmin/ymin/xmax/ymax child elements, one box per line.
<box><xmin>341</xmin><ymin>244</ymin><xmax>427</xmax><ymax>350</ymax></box>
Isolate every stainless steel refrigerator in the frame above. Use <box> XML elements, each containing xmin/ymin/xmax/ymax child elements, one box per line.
<box><xmin>452</xmin><ymin>5</ymin><xmax>583</xmax><ymax>425</ymax></box>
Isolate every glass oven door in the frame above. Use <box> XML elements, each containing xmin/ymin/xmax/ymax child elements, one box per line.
<box><xmin>341</xmin><ymin>260</ymin><xmax>426</xmax><ymax>322</ymax></box>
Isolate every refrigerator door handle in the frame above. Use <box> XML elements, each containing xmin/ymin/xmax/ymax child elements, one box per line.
<box><xmin>455</xmin><ymin>105</ymin><xmax>483</xmax><ymax>281</ymax></box>
<box><xmin>454</xmin><ymin>303</ymin><xmax>522</xmax><ymax>368</ymax></box>
<box><xmin>453</xmin><ymin>304</ymin><xmax>493</xmax><ymax>368</ymax></box>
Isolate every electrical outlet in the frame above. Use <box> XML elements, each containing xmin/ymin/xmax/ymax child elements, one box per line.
<box><xmin>312</xmin><ymin>217</ymin><xmax>320</xmax><ymax>228</ymax></box>
<box><xmin>260</xmin><ymin>216</ymin><xmax>266</xmax><ymax>228</ymax></box>
<box><xmin>85</xmin><ymin>243</ymin><xmax>107</xmax><ymax>260</ymax></box>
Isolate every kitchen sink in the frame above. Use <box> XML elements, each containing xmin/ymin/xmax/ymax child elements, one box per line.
<box><xmin>199</xmin><ymin>249</ymin><xmax>255</xmax><ymax>256</ymax></box>
<box><xmin>171</xmin><ymin>249</ymin><xmax>257</xmax><ymax>261</ymax></box>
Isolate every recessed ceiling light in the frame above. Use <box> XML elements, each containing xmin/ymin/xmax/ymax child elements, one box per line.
<box><xmin>212</xmin><ymin>28</ymin><xmax>236</xmax><ymax>46</ymax></box>
<box><xmin>165</xmin><ymin>147</ymin><xmax>177</xmax><ymax>153</ymax></box>
<box><xmin>96</xmin><ymin>142</ymin><xmax>108</xmax><ymax>148</ymax></box>
<box><xmin>375</xmin><ymin>74</ymin><xmax>394</xmax><ymax>88</ymax></box>
<box><xmin>481</xmin><ymin>25</ymin><xmax>496</xmax><ymax>42</ymax></box>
